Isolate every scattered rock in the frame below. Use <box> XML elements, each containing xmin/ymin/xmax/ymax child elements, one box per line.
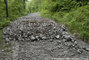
<box><xmin>83</xmin><ymin>47</ymin><xmax>89</xmax><ymax>51</ymax></box>
<box><xmin>77</xmin><ymin>49</ymin><xmax>83</xmax><ymax>54</ymax></box>
<box><xmin>36</xmin><ymin>36</ymin><xmax>39</xmax><ymax>39</ymax></box>
<box><xmin>74</xmin><ymin>41</ymin><xmax>77</xmax><ymax>45</ymax></box>
<box><xmin>57</xmin><ymin>41</ymin><xmax>61</xmax><ymax>44</ymax></box>
<box><xmin>6</xmin><ymin>38</ymin><xmax>9</xmax><ymax>42</ymax></box>
<box><xmin>71</xmin><ymin>39</ymin><xmax>76</xmax><ymax>42</ymax></box>
<box><xmin>1</xmin><ymin>49</ymin><xmax>4</xmax><ymax>52</ymax></box>
<box><xmin>55</xmin><ymin>35</ymin><xmax>60</xmax><ymax>39</ymax></box>
<box><xmin>42</xmin><ymin>36</ymin><xmax>46</xmax><ymax>40</ymax></box>
<box><xmin>85</xmin><ymin>48</ymin><xmax>89</xmax><ymax>51</ymax></box>
<box><xmin>66</xmin><ymin>37</ymin><xmax>72</xmax><ymax>41</ymax></box>
<box><xmin>31</xmin><ymin>35</ymin><xmax>36</xmax><ymax>41</ymax></box>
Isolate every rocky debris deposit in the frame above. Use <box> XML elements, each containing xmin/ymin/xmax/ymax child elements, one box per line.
<box><xmin>1</xmin><ymin>13</ymin><xmax>89</xmax><ymax>60</ymax></box>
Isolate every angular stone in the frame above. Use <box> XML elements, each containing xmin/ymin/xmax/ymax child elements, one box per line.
<box><xmin>42</xmin><ymin>36</ymin><xmax>46</xmax><ymax>40</ymax></box>
<box><xmin>36</xmin><ymin>36</ymin><xmax>39</xmax><ymax>39</ymax></box>
<box><xmin>77</xmin><ymin>49</ymin><xmax>83</xmax><ymax>54</ymax></box>
<box><xmin>74</xmin><ymin>41</ymin><xmax>77</xmax><ymax>45</ymax></box>
<box><xmin>1</xmin><ymin>49</ymin><xmax>4</xmax><ymax>52</ymax></box>
<box><xmin>56</xmin><ymin>35</ymin><xmax>60</xmax><ymax>39</ymax></box>
<box><xmin>66</xmin><ymin>37</ymin><xmax>72</xmax><ymax>41</ymax></box>
<box><xmin>31</xmin><ymin>35</ymin><xmax>36</xmax><ymax>40</ymax></box>
<box><xmin>83</xmin><ymin>47</ymin><xmax>89</xmax><ymax>51</ymax></box>
<box><xmin>85</xmin><ymin>48</ymin><xmax>89</xmax><ymax>51</ymax></box>
<box><xmin>71</xmin><ymin>39</ymin><xmax>76</xmax><ymax>42</ymax></box>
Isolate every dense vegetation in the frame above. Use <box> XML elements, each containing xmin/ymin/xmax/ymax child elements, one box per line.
<box><xmin>28</xmin><ymin>0</ymin><xmax>89</xmax><ymax>42</ymax></box>
<box><xmin>0</xmin><ymin>0</ymin><xmax>29</xmax><ymax>49</ymax></box>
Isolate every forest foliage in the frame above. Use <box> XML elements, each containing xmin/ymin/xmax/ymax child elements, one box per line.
<box><xmin>28</xmin><ymin>0</ymin><xmax>89</xmax><ymax>41</ymax></box>
<box><xmin>0</xmin><ymin>0</ymin><xmax>29</xmax><ymax>29</ymax></box>
<box><xmin>0</xmin><ymin>0</ymin><xmax>29</xmax><ymax>49</ymax></box>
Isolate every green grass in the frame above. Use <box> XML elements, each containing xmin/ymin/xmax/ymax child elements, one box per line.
<box><xmin>0</xmin><ymin>30</ymin><xmax>3</xmax><ymax>49</ymax></box>
<box><xmin>0</xmin><ymin>29</ymin><xmax>11</xmax><ymax>51</ymax></box>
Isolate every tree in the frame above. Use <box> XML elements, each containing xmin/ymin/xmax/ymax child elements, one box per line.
<box><xmin>4</xmin><ymin>0</ymin><xmax>9</xmax><ymax>17</ymax></box>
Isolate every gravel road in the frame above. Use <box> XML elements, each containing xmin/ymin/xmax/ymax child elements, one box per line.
<box><xmin>1</xmin><ymin>13</ymin><xmax>89</xmax><ymax>60</ymax></box>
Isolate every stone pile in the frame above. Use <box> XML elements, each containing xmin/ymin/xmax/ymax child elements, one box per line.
<box><xmin>3</xmin><ymin>17</ymin><xmax>66</xmax><ymax>42</ymax></box>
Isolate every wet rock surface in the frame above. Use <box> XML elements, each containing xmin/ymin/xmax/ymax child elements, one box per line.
<box><xmin>1</xmin><ymin>13</ymin><xmax>89</xmax><ymax>60</ymax></box>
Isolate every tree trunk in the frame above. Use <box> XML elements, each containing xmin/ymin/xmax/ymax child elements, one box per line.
<box><xmin>4</xmin><ymin>0</ymin><xmax>9</xmax><ymax>17</ymax></box>
<box><xmin>23</xmin><ymin>0</ymin><xmax>25</xmax><ymax>9</ymax></box>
